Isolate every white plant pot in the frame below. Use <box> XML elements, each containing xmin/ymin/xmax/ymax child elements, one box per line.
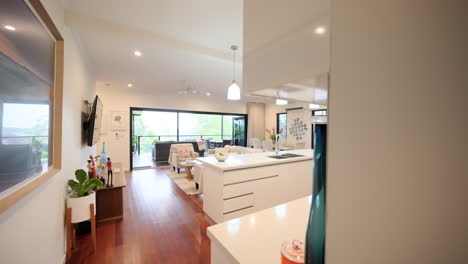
<box><xmin>66</xmin><ymin>191</ymin><xmax>96</xmax><ymax>223</ymax></box>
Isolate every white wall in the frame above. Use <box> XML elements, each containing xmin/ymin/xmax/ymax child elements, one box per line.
<box><xmin>246</xmin><ymin>103</ymin><xmax>265</xmax><ymax>142</ymax></box>
<box><xmin>264</xmin><ymin>102</ymin><xmax>311</xmax><ymax>140</ymax></box>
<box><xmin>97</xmin><ymin>84</ymin><xmax>247</xmax><ymax>170</ymax></box>
<box><xmin>327</xmin><ymin>1</ymin><xmax>468</xmax><ymax>263</ymax></box>
<box><xmin>0</xmin><ymin>0</ymin><xmax>96</xmax><ymax>263</ymax></box>
<box><xmin>264</xmin><ymin>103</ymin><xmax>284</xmax><ymax>136</ymax></box>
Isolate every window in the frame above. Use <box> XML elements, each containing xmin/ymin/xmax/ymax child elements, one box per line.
<box><xmin>179</xmin><ymin>113</ymin><xmax>222</xmax><ymax>141</ymax></box>
<box><xmin>222</xmin><ymin>115</ymin><xmax>242</xmax><ymax>140</ymax></box>
<box><xmin>312</xmin><ymin>110</ymin><xmax>327</xmax><ymax>116</ymax></box>
<box><xmin>277</xmin><ymin>113</ymin><xmax>287</xmax><ymax>139</ymax></box>
<box><xmin>132</xmin><ymin>111</ymin><xmax>178</xmax><ymax>155</ymax></box>
<box><xmin>130</xmin><ymin>108</ymin><xmax>247</xmax><ymax>168</ymax></box>
<box><xmin>0</xmin><ymin>0</ymin><xmax>64</xmax><ymax>212</ymax></box>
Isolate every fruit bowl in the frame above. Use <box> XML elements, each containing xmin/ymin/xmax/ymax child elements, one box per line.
<box><xmin>215</xmin><ymin>154</ymin><xmax>228</xmax><ymax>162</ymax></box>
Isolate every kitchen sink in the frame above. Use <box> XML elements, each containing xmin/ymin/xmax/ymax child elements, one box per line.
<box><xmin>267</xmin><ymin>155</ymin><xmax>290</xmax><ymax>159</ymax></box>
<box><xmin>281</xmin><ymin>153</ymin><xmax>305</xmax><ymax>158</ymax></box>
<box><xmin>267</xmin><ymin>153</ymin><xmax>305</xmax><ymax>159</ymax></box>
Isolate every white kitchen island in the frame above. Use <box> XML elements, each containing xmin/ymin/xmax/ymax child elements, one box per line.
<box><xmin>208</xmin><ymin>196</ymin><xmax>312</xmax><ymax>264</ymax></box>
<box><xmin>196</xmin><ymin>149</ymin><xmax>313</xmax><ymax>223</ymax></box>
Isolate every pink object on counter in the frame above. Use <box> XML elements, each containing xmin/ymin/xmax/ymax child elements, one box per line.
<box><xmin>281</xmin><ymin>240</ymin><xmax>305</xmax><ymax>264</ymax></box>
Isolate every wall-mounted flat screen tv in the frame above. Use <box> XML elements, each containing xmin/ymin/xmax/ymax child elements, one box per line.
<box><xmin>87</xmin><ymin>96</ymin><xmax>103</xmax><ymax>146</ymax></box>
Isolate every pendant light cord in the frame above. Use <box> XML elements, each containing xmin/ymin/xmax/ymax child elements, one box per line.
<box><xmin>233</xmin><ymin>48</ymin><xmax>236</xmax><ymax>81</ymax></box>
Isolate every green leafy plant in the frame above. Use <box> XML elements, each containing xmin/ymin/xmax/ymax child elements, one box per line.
<box><xmin>67</xmin><ymin>169</ymin><xmax>103</xmax><ymax>197</ymax></box>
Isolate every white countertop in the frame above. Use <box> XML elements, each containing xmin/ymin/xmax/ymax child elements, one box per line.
<box><xmin>207</xmin><ymin>195</ymin><xmax>312</xmax><ymax>264</ymax></box>
<box><xmin>196</xmin><ymin>149</ymin><xmax>313</xmax><ymax>171</ymax></box>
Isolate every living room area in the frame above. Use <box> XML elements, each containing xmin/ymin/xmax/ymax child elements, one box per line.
<box><xmin>3</xmin><ymin>0</ymin><xmax>465</xmax><ymax>263</ymax></box>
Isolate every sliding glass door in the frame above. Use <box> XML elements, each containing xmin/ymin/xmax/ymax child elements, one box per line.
<box><xmin>232</xmin><ymin>117</ymin><xmax>246</xmax><ymax>146</ymax></box>
<box><xmin>179</xmin><ymin>113</ymin><xmax>222</xmax><ymax>141</ymax></box>
<box><xmin>130</xmin><ymin>108</ymin><xmax>247</xmax><ymax>169</ymax></box>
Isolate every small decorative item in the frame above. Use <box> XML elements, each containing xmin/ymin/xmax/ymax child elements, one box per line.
<box><xmin>106</xmin><ymin>157</ymin><xmax>114</xmax><ymax>187</ymax></box>
<box><xmin>281</xmin><ymin>240</ymin><xmax>305</xmax><ymax>264</ymax></box>
<box><xmin>87</xmin><ymin>160</ymin><xmax>94</xmax><ymax>178</ymax></box>
<box><xmin>215</xmin><ymin>153</ymin><xmax>228</xmax><ymax>162</ymax></box>
<box><xmin>89</xmin><ymin>155</ymin><xmax>97</xmax><ymax>178</ymax></box>
<box><xmin>99</xmin><ymin>175</ymin><xmax>106</xmax><ymax>186</ymax></box>
<box><xmin>97</xmin><ymin>142</ymin><xmax>108</xmax><ymax>177</ymax></box>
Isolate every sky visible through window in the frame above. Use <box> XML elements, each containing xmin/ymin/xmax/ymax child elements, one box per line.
<box><xmin>2</xmin><ymin>103</ymin><xmax>49</xmax><ymax>136</ymax></box>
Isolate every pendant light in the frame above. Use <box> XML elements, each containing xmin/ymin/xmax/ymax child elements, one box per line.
<box><xmin>227</xmin><ymin>45</ymin><xmax>241</xmax><ymax>100</ymax></box>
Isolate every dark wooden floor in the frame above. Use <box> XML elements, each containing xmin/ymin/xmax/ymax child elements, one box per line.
<box><xmin>70</xmin><ymin>167</ymin><xmax>213</xmax><ymax>264</ymax></box>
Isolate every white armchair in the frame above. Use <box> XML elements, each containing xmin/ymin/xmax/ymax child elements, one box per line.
<box><xmin>168</xmin><ymin>144</ymin><xmax>199</xmax><ymax>173</ymax></box>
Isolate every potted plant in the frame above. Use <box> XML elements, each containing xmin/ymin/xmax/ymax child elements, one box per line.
<box><xmin>66</xmin><ymin>169</ymin><xmax>103</xmax><ymax>223</ymax></box>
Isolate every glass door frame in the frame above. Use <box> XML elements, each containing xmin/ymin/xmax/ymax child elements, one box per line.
<box><xmin>129</xmin><ymin>107</ymin><xmax>248</xmax><ymax>170</ymax></box>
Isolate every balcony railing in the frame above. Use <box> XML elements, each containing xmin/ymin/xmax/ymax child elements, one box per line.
<box><xmin>1</xmin><ymin>136</ymin><xmax>48</xmax><ymax>149</ymax></box>
<box><xmin>132</xmin><ymin>135</ymin><xmax>234</xmax><ymax>155</ymax></box>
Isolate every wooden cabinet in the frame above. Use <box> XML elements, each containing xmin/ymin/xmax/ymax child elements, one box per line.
<box><xmin>95</xmin><ymin>162</ymin><xmax>126</xmax><ymax>223</ymax></box>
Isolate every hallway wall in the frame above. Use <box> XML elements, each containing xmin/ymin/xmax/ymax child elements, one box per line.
<box><xmin>0</xmin><ymin>0</ymin><xmax>96</xmax><ymax>263</ymax></box>
<box><xmin>327</xmin><ymin>1</ymin><xmax>468</xmax><ymax>263</ymax></box>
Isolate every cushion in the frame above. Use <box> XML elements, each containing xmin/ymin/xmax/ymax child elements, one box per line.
<box><xmin>178</xmin><ymin>148</ymin><xmax>191</xmax><ymax>158</ymax></box>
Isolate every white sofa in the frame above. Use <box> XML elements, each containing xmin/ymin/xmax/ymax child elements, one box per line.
<box><xmin>168</xmin><ymin>143</ymin><xmax>200</xmax><ymax>173</ymax></box>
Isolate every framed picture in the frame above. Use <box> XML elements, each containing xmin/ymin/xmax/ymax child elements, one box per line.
<box><xmin>110</xmin><ymin>111</ymin><xmax>127</xmax><ymax>131</ymax></box>
<box><xmin>0</xmin><ymin>0</ymin><xmax>64</xmax><ymax>213</ymax></box>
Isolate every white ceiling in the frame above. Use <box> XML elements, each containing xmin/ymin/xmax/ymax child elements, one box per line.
<box><xmin>65</xmin><ymin>0</ymin><xmax>330</xmax><ymax>106</ymax></box>
<box><xmin>65</xmin><ymin>0</ymin><xmax>243</xmax><ymax>99</ymax></box>
<box><xmin>243</xmin><ymin>0</ymin><xmax>329</xmax><ymax>54</ymax></box>
<box><xmin>243</xmin><ymin>0</ymin><xmax>330</xmax><ymax>106</ymax></box>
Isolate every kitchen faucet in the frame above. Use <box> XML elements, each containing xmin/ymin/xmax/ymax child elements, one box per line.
<box><xmin>275</xmin><ymin>134</ymin><xmax>281</xmax><ymax>154</ymax></box>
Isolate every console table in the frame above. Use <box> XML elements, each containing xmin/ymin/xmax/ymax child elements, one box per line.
<box><xmin>95</xmin><ymin>162</ymin><xmax>126</xmax><ymax>223</ymax></box>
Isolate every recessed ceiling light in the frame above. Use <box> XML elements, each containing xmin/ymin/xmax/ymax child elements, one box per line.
<box><xmin>309</xmin><ymin>103</ymin><xmax>321</xmax><ymax>109</ymax></box>
<box><xmin>4</xmin><ymin>25</ymin><xmax>16</xmax><ymax>31</ymax></box>
<box><xmin>276</xmin><ymin>99</ymin><xmax>288</xmax><ymax>105</ymax></box>
<box><xmin>127</xmin><ymin>83</ymin><xmax>133</xmax><ymax>87</ymax></box>
<box><xmin>314</xmin><ymin>26</ymin><xmax>326</xmax><ymax>35</ymax></box>
<box><xmin>206</xmin><ymin>92</ymin><xmax>211</xmax><ymax>96</ymax></box>
<box><xmin>134</xmin><ymin>50</ymin><xmax>142</xmax><ymax>57</ymax></box>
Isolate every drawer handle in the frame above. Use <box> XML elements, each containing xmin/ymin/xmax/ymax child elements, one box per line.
<box><xmin>224</xmin><ymin>205</ymin><xmax>254</xmax><ymax>215</ymax></box>
<box><xmin>224</xmin><ymin>192</ymin><xmax>254</xmax><ymax>201</ymax></box>
<box><xmin>224</xmin><ymin>175</ymin><xmax>279</xmax><ymax>186</ymax></box>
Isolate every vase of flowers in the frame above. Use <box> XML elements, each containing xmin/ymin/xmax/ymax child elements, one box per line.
<box><xmin>265</xmin><ymin>128</ymin><xmax>281</xmax><ymax>143</ymax></box>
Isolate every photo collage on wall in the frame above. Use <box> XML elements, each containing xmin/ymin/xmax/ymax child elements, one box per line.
<box><xmin>289</xmin><ymin>118</ymin><xmax>308</xmax><ymax>140</ymax></box>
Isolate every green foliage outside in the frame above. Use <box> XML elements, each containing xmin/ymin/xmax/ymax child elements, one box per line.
<box><xmin>132</xmin><ymin>111</ymin><xmax>242</xmax><ymax>154</ymax></box>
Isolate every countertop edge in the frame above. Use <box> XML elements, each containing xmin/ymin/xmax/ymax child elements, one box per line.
<box><xmin>196</xmin><ymin>156</ymin><xmax>313</xmax><ymax>171</ymax></box>
<box><xmin>207</xmin><ymin>228</ymin><xmax>241</xmax><ymax>264</ymax></box>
